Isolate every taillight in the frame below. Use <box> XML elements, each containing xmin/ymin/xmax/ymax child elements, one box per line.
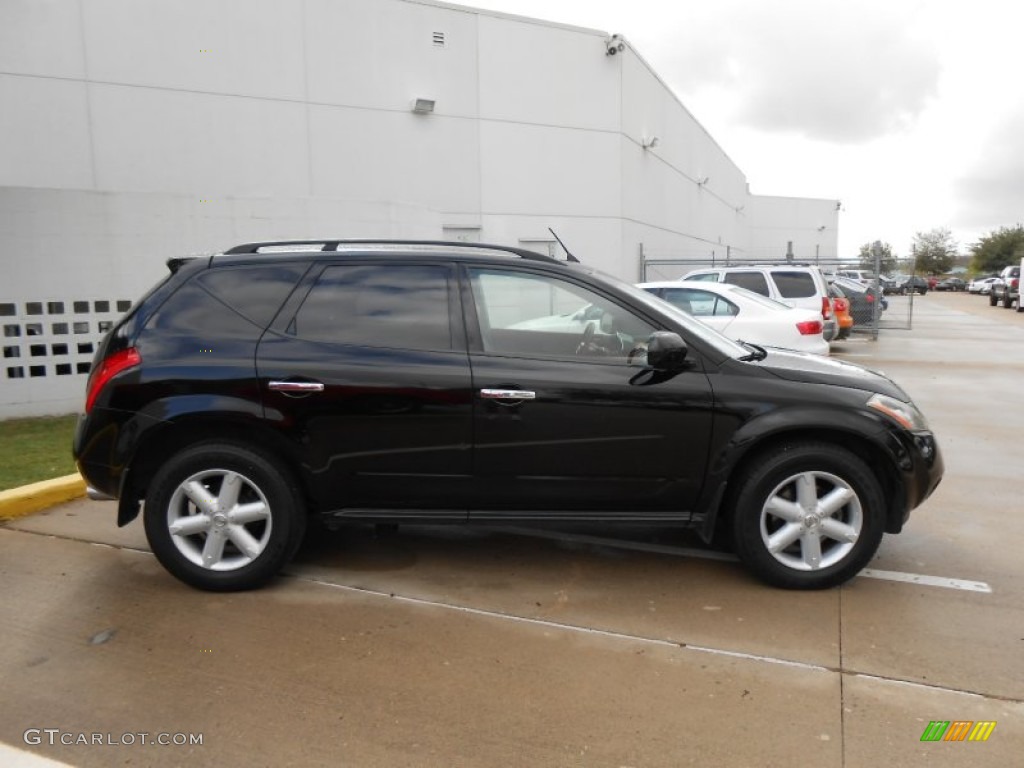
<box><xmin>797</xmin><ymin>320</ymin><xmax>823</xmax><ymax>336</ymax></box>
<box><xmin>865</xmin><ymin>293</ymin><xmax>875</xmax><ymax>303</ymax></box>
<box><xmin>821</xmin><ymin>296</ymin><xmax>833</xmax><ymax>320</ymax></box>
<box><xmin>85</xmin><ymin>347</ymin><xmax>141</xmax><ymax>413</ymax></box>
<box><xmin>1011</xmin><ymin>278</ymin><xmax>1020</xmax><ymax>289</ymax></box>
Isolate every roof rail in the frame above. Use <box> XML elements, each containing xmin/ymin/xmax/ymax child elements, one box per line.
<box><xmin>221</xmin><ymin>239</ymin><xmax>566</xmax><ymax>264</ymax></box>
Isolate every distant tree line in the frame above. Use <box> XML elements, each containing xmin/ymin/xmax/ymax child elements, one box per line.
<box><xmin>857</xmin><ymin>225</ymin><xmax>1024</xmax><ymax>276</ymax></box>
<box><xmin>969</xmin><ymin>225</ymin><xmax>1024</xmax><ymax>275</ymax></box>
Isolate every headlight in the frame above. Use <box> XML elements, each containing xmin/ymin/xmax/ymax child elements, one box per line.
<box><xmin>867</xmin><ymin>393</ymin><xmax>929</xmax><ymax>430</ymax></box>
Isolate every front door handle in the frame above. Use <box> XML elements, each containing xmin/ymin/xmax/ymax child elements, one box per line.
<box><xmin>480</xmin><ymin>389</ymin><xmax>536</xmax><ymax>401</ymax></box>
<box><xmin>269</xmin><ymin>380</ymin><xmax>325</xmax><ymax>394</ymax></box>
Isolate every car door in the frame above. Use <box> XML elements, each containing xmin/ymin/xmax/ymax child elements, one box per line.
<box><xmin>463</xmin><ymin>265</ymin><xmax>715</xmax><ymax>517</ymax></box>
<box><xmin>256</xmin><ymin>261</ymin><xmax>473</xmax><ymax>515</ymax></box>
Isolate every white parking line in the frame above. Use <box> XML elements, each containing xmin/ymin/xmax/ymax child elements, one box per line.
<box><xmin>288</xmin><ymin>570</ymin><xmax>1012</xmax><ymax>701</ymax></box>
<box><xmin>487</xmin><ymin>526</ymin><xmax>993</xmax><ymax>594</ymax></box>
<box><xmin>0</xmin><ymin>742</ymin><xmax>76</xmax><ymax>768</ymax></box>
<box><xmin>859</xmin><ymin>568</ymin><xmax>992</xmax><ymax>593</ymax></box>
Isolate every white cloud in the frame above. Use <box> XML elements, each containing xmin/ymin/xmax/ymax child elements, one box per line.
<box><xmin>954</xmin><ymin>108</ymin><xmax>1024</xmax><ymax>234</ymax></box>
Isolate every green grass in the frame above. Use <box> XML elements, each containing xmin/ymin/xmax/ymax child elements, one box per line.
<box><xmin>0</xmin><ymin>414</ymin><xmax>79</xmax><ymax>491</ymax></box>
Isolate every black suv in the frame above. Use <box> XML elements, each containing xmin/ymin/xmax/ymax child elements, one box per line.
<box><xmin>74</xmin><ymin>241</ymin><xmax>943</xmax><ymax>591</ymax></box>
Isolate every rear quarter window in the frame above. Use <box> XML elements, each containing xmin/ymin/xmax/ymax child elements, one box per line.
<box><xmin>772</xmin><ymin>271</ymin><xmax>818</xmax><ymax>298</ymax></box>
<box><xmin>198</xmin><ymin>264</ymin><xmax>307</xmax><ymax>328</ymax></box>
<box><xmin>683</xmin><ymin>272</ymin><xmax>721</xmax><ymax>282</ymax></box>
<box><xmin>723</xmin><ymin>272</ymin><xmax>770</xmax><ymax>296</ymax></box>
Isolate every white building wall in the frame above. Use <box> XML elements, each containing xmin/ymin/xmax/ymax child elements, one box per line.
<box><xmin>747</xmin><ymin>195</ymin><xmax>841</xmax><ymax>264</ymax></box>
<box><xmin>0</xmin><ymin>0</ymin><xmax>838</xmax><ymax>417</ymax></box>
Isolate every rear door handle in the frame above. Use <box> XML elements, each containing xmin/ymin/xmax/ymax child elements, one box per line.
<box><xmin>480</xmin><ymin>389</ymin><xmax>536</xmax><ymax>401</ymax></box>
<box><xmin>269</xmin><ymin>380</ymin><xmax>325</xmax><ymax>393</ymax></box>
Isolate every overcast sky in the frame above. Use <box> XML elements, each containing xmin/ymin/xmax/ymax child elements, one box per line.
<box><xmin>463</xmin><ymin>0</ymin><xmax>1023</xmax><ymax>259</ymax></box>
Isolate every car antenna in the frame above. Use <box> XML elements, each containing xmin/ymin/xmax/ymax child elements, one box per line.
<box><xmin>548</xmin><ymin>228</ymin><xmax>580</xmax><ymax>263</ymax></box>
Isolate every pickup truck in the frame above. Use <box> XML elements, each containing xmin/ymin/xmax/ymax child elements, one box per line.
<box><xmin>989</xmin><ymin>261</ymin><xmax>1021</xmax><ymax>310</ymax></box>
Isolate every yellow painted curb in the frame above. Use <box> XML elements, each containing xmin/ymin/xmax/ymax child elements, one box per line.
<box><xmin>0</xmin><ymin>473</ymin><xmax>87</xmax><ymax>520</ymax></box>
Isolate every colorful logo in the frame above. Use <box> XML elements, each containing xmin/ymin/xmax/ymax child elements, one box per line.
<box><xmin>920</xmin><ymin>721</ymin><xmax>996</xmax><ymax>742</ymax></box>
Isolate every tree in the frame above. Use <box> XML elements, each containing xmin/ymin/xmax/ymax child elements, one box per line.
<box><xmin>912</xmin><ymin>228</ymin><xmax>957</xmax><ymax>275</ymax></box>
<box><xmin>969</xmin><ymin>225</ymin><xmax>1024</xmax><ymax>275</ymax></box>
<box><xmin>857</xmin><ymin>241</ymin><xmax>897</xmax><ymax>274</ymax></box>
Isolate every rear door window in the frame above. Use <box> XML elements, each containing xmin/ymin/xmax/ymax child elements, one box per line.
<box><xmin>292</xmin><ymin>264</ymin><xmax>453</xmax><ymax>351</ymax></box>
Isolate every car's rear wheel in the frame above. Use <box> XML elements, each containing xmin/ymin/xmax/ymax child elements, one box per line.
<box><xmin>144</xmin><ymin>443</ymin><xmax>306</xmax><ymax>591</ymax></box>
<box><xmin>731</xmin><ymin>443</ymin><xmax>885</xmax><ymax>589</ymax></box>
<box><xmin>1003</xmin><ymin>293</ymin><xmax>1013</xmax><ymax>308</ymax></box>
<box><xmin>989</xmin><ymin>293</ymin><xmax>998</xmax><ymax>306</ymax></box>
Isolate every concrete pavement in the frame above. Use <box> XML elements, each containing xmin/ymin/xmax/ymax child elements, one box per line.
<box><xmin>1</xmin><ymin>290</ymin><xmax>1021</xmax><ymax>766</ymax></box>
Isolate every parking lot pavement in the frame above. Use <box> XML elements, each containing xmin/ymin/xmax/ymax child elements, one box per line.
<box><xmin>2</xmin><ymin>289</ymin><xmax>1022</xmax><ymax>766</ymax></box>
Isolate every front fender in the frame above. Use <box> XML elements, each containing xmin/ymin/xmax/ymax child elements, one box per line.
<box><xmin>692</xmin><ymin>398</ymin><xmax>899</xmax><ymax>541</ymax></box>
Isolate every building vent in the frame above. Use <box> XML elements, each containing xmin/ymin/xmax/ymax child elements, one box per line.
<box><xmin>432</xmin><ymin>31</ymin><xmax>446</xmax><ymax>47</ymax></box>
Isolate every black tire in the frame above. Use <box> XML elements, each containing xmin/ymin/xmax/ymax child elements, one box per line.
<box><xmin>144</xmin><ymin>442</ymin><xmax>306</xmax><ymax>591</ymax></box>
<box><xmin>989</xmin><ymin>293</ymin><xmax>998</xmax><ymax>306</ymax></box>
<box><xmin>731</xmin><ymin>443</ymin><xmax>885</xmax><ymax>589</ymax></box>
<box><xmin>1003</xmin><ymin>293</ymin><xmax>1013</xmax><ymax>308</ymax></box>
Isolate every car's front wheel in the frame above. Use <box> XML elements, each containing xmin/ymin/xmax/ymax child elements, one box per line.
<box><xmin>731</xmin><ymin>443</ymin><xmax>885</xmax><ymax>589</ymax></box>
<box><xmin>144</xmin><ymin>442</ymin><xmax>306</xmax><ymax>591</ymax></box>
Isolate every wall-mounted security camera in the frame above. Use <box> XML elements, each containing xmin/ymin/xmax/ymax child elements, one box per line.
<box><xmin>605</xmin><ymin>34</ymin><xmax>625</xmax><ymax>56</ymax></box>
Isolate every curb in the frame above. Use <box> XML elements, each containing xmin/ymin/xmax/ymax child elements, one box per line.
<box><xmin>0</xmin><ymin>473</ymin><xmax>87</xmax><ymax>520</ymax></box>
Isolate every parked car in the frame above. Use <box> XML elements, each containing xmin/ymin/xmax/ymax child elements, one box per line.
<box><xmin>832</xmin><ymin>277</ymin><xmax>887</xmax><ymax>325</ymax></box>
<box><xmin>836</xmin><ymin>270</ymin><xmax>876</xmax><ymax>285</ymax></box>
<box><xmin>74</xmin><ymin>240</ymin><xmax>943</xmax><ymax>592</ymax></box>
<box><xmin>637</xmin><ymin>281</ymin><xmax>829</xmax><ymax>355</ymax></box>
<box><xmin>989</xmin><ymin>264</ymin><xmax>1021</xmax><ymax>310</ymax></box>
<box><xmin>878</xmin><ymin>275</ymin><xmax>900</xmax><ymax>295</ymax></box>
<box><xmin>827</xmin><ymin>284</ymin><xmax>855</xmax><ymax>340</ymax></box>
<box><xmin>968</xmin><ymin>276</ymin><xmax>1000</xmax><ymax>294</ymax></box>
<box><xmin>679</xmin><ymin>265</ymin><xmax>837</xmax><ymax>342</ymax></box>
<box><xmin>897</xmin><ymin>275</ymin><xmax>929</xmax><ymax>295</ymax></box>
<box><xmin>935</xmin><ymin>277</ymin><xmax>967</xmax><ymax>292</ymax></box>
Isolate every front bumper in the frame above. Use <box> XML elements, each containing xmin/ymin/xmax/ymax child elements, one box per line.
<box><xmin>881</xmin><ymin>426</ymin><xmax>943</xmax><ymax>533</ymax></box>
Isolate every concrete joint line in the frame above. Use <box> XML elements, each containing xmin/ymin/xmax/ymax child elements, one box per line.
<box><xmin>286</xmin><ymin>570</ymin><xmax>1021</xmax><ymax>704</ymax></box>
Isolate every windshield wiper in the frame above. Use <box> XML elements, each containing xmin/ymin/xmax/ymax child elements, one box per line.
<box><xmin>737</xmin><ymin>340</ymin><xmax>768</xmax><ymax>362</ymax></box>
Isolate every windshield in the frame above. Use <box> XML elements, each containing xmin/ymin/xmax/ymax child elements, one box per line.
<box><xmin>575</xmin><ymin>267</ymin><xmax>750</xmax><ymax>358</ymax></box>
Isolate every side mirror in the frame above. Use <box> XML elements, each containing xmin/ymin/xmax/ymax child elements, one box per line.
<box><xmin>646</xmin><ymin>331</ymin><xmax>688</xmax><ymax>370</ymax></box>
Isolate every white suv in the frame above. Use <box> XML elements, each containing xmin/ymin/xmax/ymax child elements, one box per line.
<box><xmin>681</xmin><ymin>265</ymin><xmax>837</xmax><ymax>342</ymax></box>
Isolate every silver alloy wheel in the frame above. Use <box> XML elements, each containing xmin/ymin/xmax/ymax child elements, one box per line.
<box><xmin>166</xmin><ymin>468</ymin><xmax>273</xmax><ymax>571</ymax></box>
<box><xmin>759</xmin><ymin>470</ymin><xmax>862</xmax><ymax>571</ymax></box>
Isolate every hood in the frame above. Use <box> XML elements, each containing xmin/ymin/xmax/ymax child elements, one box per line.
<box><xmin>754</xmin><ymin>348</ymin><xmax>910</xmax><ymax>400</ymax></box>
